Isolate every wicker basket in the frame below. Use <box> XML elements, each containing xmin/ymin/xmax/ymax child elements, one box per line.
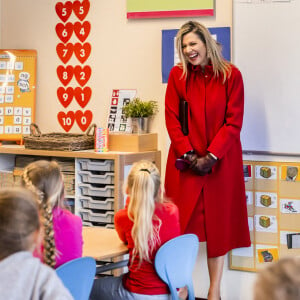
<box><xmin>23</xmin><ymin>123</ymin><xmax>96</xmax><ymax>151</ymax></box>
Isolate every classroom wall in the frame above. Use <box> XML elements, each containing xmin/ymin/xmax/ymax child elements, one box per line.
<box><xmin>0</xmin><ymin>1</ymin><xmax>257</xmax><ymax>299</ymax></box>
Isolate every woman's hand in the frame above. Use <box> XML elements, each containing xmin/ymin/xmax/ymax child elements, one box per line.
<box><xmin>190</xmin><ymin>153</ymin><xmax>217</xmax><ymax>175</ymax></box>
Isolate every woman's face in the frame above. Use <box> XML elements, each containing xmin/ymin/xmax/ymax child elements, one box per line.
<box><xmin>182</xmin><ymin>32</ymin><xmax>208</xmax><ymax>67</ymax></box>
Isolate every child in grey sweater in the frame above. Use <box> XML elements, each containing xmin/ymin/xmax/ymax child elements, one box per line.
<box><xmin>0</xmin><ymin>188</ymin><xmax>73</xmax><ymax>300</ymax></box>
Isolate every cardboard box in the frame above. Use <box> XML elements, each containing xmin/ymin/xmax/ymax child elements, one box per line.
<box><xmin>108</xmin><ymin>133</ymin><xmax>157</xmax><ymax>152</ymax></box>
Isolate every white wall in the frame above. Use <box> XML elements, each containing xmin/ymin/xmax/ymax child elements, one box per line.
<box><xmin>1</xmin><ymin>1</ymin><xmax>257</xmax><ymax>299</ymax></box>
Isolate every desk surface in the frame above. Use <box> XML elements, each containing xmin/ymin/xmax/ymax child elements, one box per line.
<box><xmin>83</xmin><ymin>227</ymin><xmax>128</xmax><ymax>260</ymax></box>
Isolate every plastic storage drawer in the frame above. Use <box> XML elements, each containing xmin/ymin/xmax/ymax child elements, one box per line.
<box><xmin>78</xmin><ymin>171</ymin><xmax>114</xmax><ymax>185</ymax></box>
<box><xmin>80</xmin><ymin>209</ymin><xmax>114</xmax><ymax>223</ymax></box>
<box><xmin>82</xmin><ymin>221</ymin><xmax>114</xmax><ymax>229</ymax></box>
<box><xmin>80</xmin><ymin>196</ymin><xmax>114</xmax><ymax>210</ymax></box>
<box><xmin>78</xmin><ymin>159</ymin><xmax>114</xmax><ymax>172</ymax></box>
<box><xmin>78</xmin><ymin>183</ymin><xmax>114</xmax><ymax>197</ymax></box>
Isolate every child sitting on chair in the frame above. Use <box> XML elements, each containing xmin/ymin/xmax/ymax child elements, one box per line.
<box><xmin>0</xmin><ymin>188</ymin><xmax>73</xmax><ymax>300</ymax></box>
<box><xmin>90</xmin><ymin>160</ymin><xmax>181</xmax><ymax>300</ymax></box>
<box><xmin>22</xmin><ymin>160</ymin><xmax>83</xmax><ymax>268</ymax></box>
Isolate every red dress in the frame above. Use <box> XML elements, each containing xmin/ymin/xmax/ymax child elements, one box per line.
<box><xmin>165</xmin><ymin>63</ymin><xmax>250</xmax><ymax>258</ymax></box>
<box><xmin>114</xmin><ymin>198</ymin><xmax>180</xmax><ymax>295</ymax></box>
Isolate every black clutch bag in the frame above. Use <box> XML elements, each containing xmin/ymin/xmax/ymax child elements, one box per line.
<box><xmin>179</xmin><ymin>99</ymin><xmax>189</xmax><ymax>136</ymax></box>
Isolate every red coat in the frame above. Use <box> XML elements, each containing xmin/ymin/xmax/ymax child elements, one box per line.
<box><xmin>165</xmin><ymin>63</ymin><xmax>250</xmax><ymax>258</ymax></box>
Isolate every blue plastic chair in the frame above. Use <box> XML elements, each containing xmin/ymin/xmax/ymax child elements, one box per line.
<box><xmin>154</xmin><ymin>234</ymin><xmax>199</xmax><ymax>300</ymax></box>
<box><xmin>56</xmin><ymin>257</ymin><xmax>96</xmax><ymax>300</ymax></box>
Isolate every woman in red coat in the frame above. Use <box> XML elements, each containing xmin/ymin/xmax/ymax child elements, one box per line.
<box><xmin>165</xmin><ymin>21</ymin><xmax>250</xmax><ymax>300</ymax></box>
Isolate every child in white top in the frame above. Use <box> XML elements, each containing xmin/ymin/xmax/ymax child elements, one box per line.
<box><xmin>0</xmin><ymin>187</ymin><xmax>73</xmax><ymax>300</ymax></box>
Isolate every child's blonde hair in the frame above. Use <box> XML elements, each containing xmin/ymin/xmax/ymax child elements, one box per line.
<box><xmin>0</xmin><ymin>188</ymin><xmax>40</xmax><ymax>260</ymax></box>
<box><xmin>126</xmin><ymin>160</ymin><xmax>162</xmax><ymax>265</ymax></box>
<box><xmin>22</xmin><ymin>160</ymin><xmax>65</xmax><ymax>268</ymax></box>
<box><xmin>254</xmin><ymin>256</ymin><xmax>300</xmax><ymax>300</ymax></box>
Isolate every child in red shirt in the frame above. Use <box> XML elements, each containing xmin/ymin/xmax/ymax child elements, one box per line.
<box><xmin>89</xmin><ymin>160</ymin><xmax>180</xmax><ymax>300</ymax></box>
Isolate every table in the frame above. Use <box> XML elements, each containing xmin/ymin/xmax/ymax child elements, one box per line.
<box><xmin>83</xmin><ymin>227</ymin><xmax>129</xmax><ymax>274</ymax></box>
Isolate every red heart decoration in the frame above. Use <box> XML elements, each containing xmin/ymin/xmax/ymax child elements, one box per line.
<box><xmin>74</xmin><ymin>65</ymin><xmax>91</xmax><ymax>86</ymax></box>
<box><xmin>55</xmin><ymin>22</ymin><xmax>74</xmax><ymax>43</ymax></box>
<box><xmin>57</xmin><ymin>111</ymin><xmax>75</xmax><ymax>132</ymax></box>
<box><xmin>55</xmin><ymin>1</ymin><xmax>73</xmax><ymax>22</ymax></box>
<box><xmin>74</xmin><ymin>87</ymin><xmax>92</xmax><ymax>108</ymax></box>
<box><xmin>74</xmin><ymin>42</ymin><xmax>91</xmax><ymax>64</ymax></box>
<box><xmin>56</xmin><ymin>43</ymin><xmax>74</xmax><ymax>64</ymax></box>
<box><xmin>57</xmin><ymin>87</ymin><xmax>74</xmax><ymax>108</ymax></box>
<box><xmin>75</xmin><ymin>110</ymin><xmax>93</xmax><ymax>132</ymax></box>
<box><xmin>74</xmin><ymin>21</ymin><xmax>91</xmax><ymax>43</ymax></box>
<box><xmin>57</xmin><ymin>65</ymin><xmax>74</xmax><ymax>86</ymax></box>
<box><xmin>73</xmin><ymin>0</ymin><xmax>90</xmax><ymax>21</ymax></box>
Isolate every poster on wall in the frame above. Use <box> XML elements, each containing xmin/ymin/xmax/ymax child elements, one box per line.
<box><xmin>0</xmin><ymin>50</ymin><xmax>36</xmax><ymax>141</ymax></box>
<box><xmin>127</xmin><ymin>0</ymin><xmax>214</xmax><ymax>19</ymax></box>
<box><xmin>230</xmin><ymin>161</ymin><xmax>300</xmax><ymax>272</ymax></box>
<box><xmin>162</xmin><ymin>27</ymin><xmax>231</xmax><ymax>83</ymax></box>
<box><xmin>107</xmin><ymin>89</ymin><xmax>137</xmax><ymax>133</ymax></box>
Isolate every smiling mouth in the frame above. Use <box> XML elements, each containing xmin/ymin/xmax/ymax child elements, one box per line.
<box><xmin>188</xmin><ymin>53</ymin><xmax>198</xmax><ymax>59</ymax></box>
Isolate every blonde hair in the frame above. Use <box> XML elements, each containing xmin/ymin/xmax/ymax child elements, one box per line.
<box><xmin>176</xmin><ymin>21</ymin><xmax>231</xmax><ymax>82</ymax></box>
<box><xmin>254</xmin><ymin>257</ymin><xmax>300</xmax><ymax>300</ymax></box>
<box><xmin>126</xmin><ymin>160</ymin><xmax>162</xmax><ymax>266</ymax></box>
<box><xmin>0</xmin><ymin>188</ymin><xmax>40</xmax><ymax>260</ymax></box>
<box><xmin>21</xmin><ymin>160</ymin><xmax>65</xmax><ymax>268</ymax></box>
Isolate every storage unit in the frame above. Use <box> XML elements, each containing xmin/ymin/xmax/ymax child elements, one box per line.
<box><xmin>0</xmin><ymin>146</ymin><xmax>161</xmax><ymax>229</ymax></box>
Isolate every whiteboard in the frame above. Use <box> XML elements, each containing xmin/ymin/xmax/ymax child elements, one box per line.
<box><xmin>233</xmin><ymin>1</ymin><xmax>300</xmax><ymax>154</ymax></box>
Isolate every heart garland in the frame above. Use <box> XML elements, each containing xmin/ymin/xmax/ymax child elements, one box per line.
<box><xmin>74</xmin><ymin>21</ymin><xmax>91</xmax><ymax>43</ymax></box>
<box><xmin>57</xmin><ymin>110</ymin><xmax>93</xmax><ymax>132</ymax></box>
<box><xmin>56</xmin><ymin>43</ymin><xmax>74</xmax><ymax>64</ymax></box>
<box><xmin>55</xmin><ymin>21</ymin><xmax>92</xmax><ymax>44</ymax></box>
<box><xmin>57</xmin><ymin>111</ymin><xmax>75</xmax><ymax>132</ymax></box>
<box><xmin>55</xmin><ymin>22</ymin><xmax>74</xmax><ymax>43</ymax></box>
<box><xmin>75</xmin><ymin>109</ymin><xmax>93</xmax><ymax>131</ymax></box>
<box><xmin>57</xmin><ymin>87</ymin><xmax>74</xmax><ymax>108</ymax></box>
<box><xmin>55</xmin><ymin>0</ymin><xmax>90</xmax><ymax>22</ymax></box>
<box><xmin>74</xmin><ymin>65</ymin><xmax>91</xmax><ymax>86</ymax></box>
<box><xmin>73</xmin><ymin>0</ymin><xmax>90</xmax><ymax>21</ymax></box>
<box><xmin>74</xmin><ymin>42</ymin><xmax>91</xmax><ymax>64</ymax></box>
<box><xmin>74</xmin><ymin>87</ymin><xmax>92</xmax><ymax>108</ymax></box>
<box><xmin>56</xmin><ymin>42</ymin><xmax>91</xmax><ymax>64</ymax></box>
<box><xmin>57</xmin><ymin>65</ymin><xmax>74</xmax><ymax>86</ymax></box>
<box><xmin>55</xmin><ymin>0</ymin><xmax>93</xmax><ymax>132</ymax></box>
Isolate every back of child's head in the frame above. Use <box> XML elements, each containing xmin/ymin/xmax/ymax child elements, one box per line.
<box><xmin>21</xmin><ymin>160</ymin><xmax>64</xmax><ymax>208</ymax></box>
<box><xmin>21</xmin><ymin>160</ymin><xmax>64</xmax><ymax>268</ymax></box>
<box><xmin>0</xmin><ymin>188</ymin><xmax>40</xmax><ymax>260</ymax></box>
<box><xmin>126</xmin><ymin>160</ymin><xmax>162</xmax><ymax>264</ymax></box>
<box><xmin>254</xmin><ymin>256</ymin><xmax>300</xmax><ymax>300</ymax></box>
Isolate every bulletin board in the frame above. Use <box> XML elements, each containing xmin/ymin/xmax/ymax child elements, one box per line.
<box><xmin>230</xmin><ymin>160</ymin><xmax>300</xmax><ymax>272</ymax></box>
<box><xmin>0</xmin><ymin>50</ymin><xmax>36</xmax><ymax>141</ymax></box>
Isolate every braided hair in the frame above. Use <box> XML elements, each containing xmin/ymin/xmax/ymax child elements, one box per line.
<box><xmin>22</xmin><ymin>160</ymin><xmax>65</xmax><ymax>268</ymax></box>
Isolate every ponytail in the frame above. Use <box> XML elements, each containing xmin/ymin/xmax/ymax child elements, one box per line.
<box><xmin>126</xmin><ymin>160</ymin><xmax>162</xmax><ymax>265</ymax></box>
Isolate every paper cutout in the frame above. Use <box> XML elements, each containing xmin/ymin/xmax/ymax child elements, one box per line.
<box><xmin>57</xmin><ymin>65</ymin><xmax>74</xmax><ymax>86</ymax></box>
<box><xmin>74</xmin><ymin>65</ymin><xmax>91</xmax><ymax>86</ymax></box>
<box><xmin>55</xmin><ymin>1</ymin><xmax>73</xmax><ymax>23</ymax></box>
<box><xmin>74</xmin><ymin>86</ymin><xmax>91</xmax><ymax>108</ymax></box>
<box><xmin>56</xmin><ymin>43</ymin><xmax>74</xmax><ymax>64</ymax></box>
<box><xmin>73</xmin><ymin>0</ymin><xmax>90</xmax><ymax>21</ymax></box>
<box><xmin>75</xmin><ymin>109</ymin><xmax>92</xmax><ymax>131</ymax></box>
<box><xmin>55</xmin><ymin>22</ymin><xmax>74</xmax><ymax>43</ymax></box>
<box><xmin>74</xmin><ymin>42</ymin><xmax>91</xmax><ymax>63</ymax></box>
<box><xmin>57</xmin><ymin>87</ymin><xmax>74</xmax><ymax>108</ymax></box>
<box><xmin>57</xmin><ymin>111</ymin><xmax>75</xmax><ymax>132</ymax></box>
<box><xmin>74</xmin><ymin>21</ymin><xmax>91</xmax><ymax>42</ymax></box>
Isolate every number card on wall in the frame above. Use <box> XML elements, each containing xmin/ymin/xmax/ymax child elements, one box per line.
<box><xmin>0</xmin><ymin>50</ymin><xmax>36</xmax><ymax>141</ymax></box>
